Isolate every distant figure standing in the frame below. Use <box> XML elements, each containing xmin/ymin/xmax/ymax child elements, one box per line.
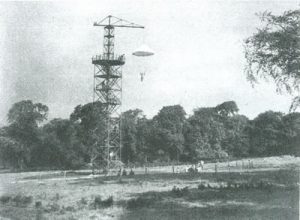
<box><xmin>129</xmin><ymin>169</ymin><xmax>135</xmax><ymax>176</ymax></box>
<box><xmin>185</xmin><ymin>166</ymin><xmax>189</xmax><ymax>173</ymax></box>
<box><xmin>198</xmin><ymin>160</ymin><xmax>204</xmax><ymax>170</ymax></box>
<box><xmin>140</xmin><ymin>72</ymin><xmax>145</xmax><ymax>82</ymax></box>
<box><xmin>117</xmin><ymin>169</ymin><xmax>121</xmax><ymax>176</ymax></box>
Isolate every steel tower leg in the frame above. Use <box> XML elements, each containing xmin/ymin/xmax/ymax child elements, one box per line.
<box><xmin>92</xmin><ymin>15</ymin><xmax>144</xmax><ymax>173</ymax></box>
<box><xmin>92</xmin><ymin>25</ymin><xmax>124</xmax><ymax>173</ymax></box>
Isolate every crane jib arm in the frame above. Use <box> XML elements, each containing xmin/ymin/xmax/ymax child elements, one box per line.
<box><xmin>93</xmin><ymin>24</ymin><xmax>144</xmax><ymax>28</ymax></box>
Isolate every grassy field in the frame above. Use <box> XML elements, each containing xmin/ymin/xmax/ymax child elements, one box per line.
<box><xmin>0</xmin><ymin>156</ymin><xmax>299</xmax><ymax>220</ymax></box>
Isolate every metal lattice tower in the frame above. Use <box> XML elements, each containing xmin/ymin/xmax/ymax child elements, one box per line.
<box><xmin>92</xmin><ymin>15</ymin><xmax>144</xmax><ymax>171</ymax></box>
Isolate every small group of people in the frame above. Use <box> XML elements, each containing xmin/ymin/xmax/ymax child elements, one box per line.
<box><xmin>184</xmin><ymin>160</ymin><xmax>205</xmax><ymax>173</ymax></box>
<box><xmin>117</xmin><ymin>168</ymin><xmax>134</xmax><ymax>176</ymax></box>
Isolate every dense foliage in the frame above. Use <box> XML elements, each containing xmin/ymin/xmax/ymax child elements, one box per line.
<box><xmin>0</xmin><ymin>100</ymin><xmax>299</xmax><ymax>170</ymax></box>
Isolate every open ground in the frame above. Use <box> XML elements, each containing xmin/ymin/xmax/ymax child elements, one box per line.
<box><xmin>0</xmin><ymin>156</ymin><xmax>299</xmax><ymax>220</ymax></box>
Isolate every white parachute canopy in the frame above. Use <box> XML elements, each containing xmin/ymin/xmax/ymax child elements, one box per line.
<box><xmin>132</xmin><ymin>44</ymin><xmax>155</xmax><ymax>57</ymax></box>
<box><xmin>132</xmin><ymin>44</ymin><xmax>154</xmax><ymax>81</ymax></box>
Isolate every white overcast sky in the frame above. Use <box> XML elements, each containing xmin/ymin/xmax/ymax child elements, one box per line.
<box><xmin>0</xmin><ymin>0</ymin><xmax>299</xmax><ymax>124</ymax></box>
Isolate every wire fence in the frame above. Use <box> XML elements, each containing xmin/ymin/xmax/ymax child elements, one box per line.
<box><xmin>118</xmin><ymin>159</ymin><xmax>258</xmax><ymax>176</ymax></box>
<box><xmin>2</xmin><ymin>156</ymin><xmax>296</xmax><ymax>183</ymax></box>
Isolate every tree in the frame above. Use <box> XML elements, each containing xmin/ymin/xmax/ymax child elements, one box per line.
<box><xmin>121</xmin><ymin>109</ymin><xmax>143</xmax><ymax>163</ymax></box>
<box><xmin>221</xmin><ymin>115</ymin><xmax>250</xmax><ymax>157</ymax></box>
<box><xmin>244</xmin><ymin>10</ymin><xmax>300</xmax><ymax>111</ymax></box>
<box><xmin>249</xmin><ymin>111</ymin><xmax>285</xmax><ymax>156</ymax></box>
<box><xmin>135</xmin><ymin>116</ymin><xmax>152</xmax><ymax>163</ymax></box>
<box><xmin>6</xmin><ymin>100</ymin><xmax>48</xmax><ymax>168</ymax></box>
<box><xmin>70</xmin><ymin>101</ymin><xmax>106</xmax><ymax>169</ymax></box>
<box><xmin>36</xmin><ymin>118</ymin><xmax>85</xmax><ymax>169</ymax></box>
<box><xmin>0</xmin><ymin>136</ymin><xmax>24</xmax><ymax>169</ymax></box>
<box><xmin>152</xmin><ymin>105</ymin><xmax>186</xmax><ymax>161</ymax></box>
<box><xmin>8</xmin><ymin>100</ymin><xmax>48</xmax><ymax>127</ymax></box>
<box><xmin>215</xmin><ymin>101</ymin><xmax>239</xmax><ymax>117</ymax></box>
<box><xmin>183</xmin><ymin>107</ymin><xmax>228</xmax><ymax>161</ymax></box>
<box><xmin>282</xmin><ymin>112</ymin><xmax>300</xmax><ymax>155</ymax></box>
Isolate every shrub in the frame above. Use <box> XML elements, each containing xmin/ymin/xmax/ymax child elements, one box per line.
<box><xmin>198</xmin><ymin>183</ymin><xmax>206</xmax><ymax>190</ymax></box>
<box><xmin>11</xmin><ymin>194</ymin><xmax>32</xmax><ymax>207</ymax></box>
<box><xmin>181</xmin><ymin>186</ymin><xmax>189</xmax><ymax>194</ymax></box>
<box><xmin>101</xmin><ymin>196</ymin><xmax>113</xmax><ymax>208</ymax></box>
<box><xmin>171</xmin><ymin>186</ymin><xmax>189</xmax><ymax>197</ymax></box>
<box><xmin>188</xmin><ymin>167</ymin><xmax>195</xmax><ymax>173</ymax></box>
<box><xmin>79</xmin><ymin>197</ymin><xmax>88</xmax><ymax>205</ymax></box>
<box><xmin>45</xmin><ymin>202</ymin><xmax>60</xmax><ymax>212</ymax></box>
<box><xmin>93</xmin><ymin>195</ymin><xmax>102</xmax><ymax>209</ymax></box>
<box><xmin>0</xmin><ymin>195</ymin><xmax>11</xmax><ymax>204</ymax></box>
<box><xmin>127</xmin><ymin>197</ymin><xmax>153</xmax><ymax>209</ymax></box>
<box><xmin>12</xmin><ymin>194</ymin><xmax>22</xmax><ymax>206</ymax></box>
<box><xmin>127</xmin><ymin>192</ymin><xmax>161</xmax><ymax>209</ymax></box>
<box><xmin>22</xmin><ymin>196</ymin><xmax>33</xmax><ymax>206</ymax></box>
<box><xmin>35</xmin><ymin>201</ymin><xmax>42</xmax><ymax>208</ymax></box>
<box><xmin>65</xmin><ymin>206</ymin><xmax>76</xmax><ymax>212</ymax></box>
<box><xmin>91</xmin><ymin>195</ymin><xmax>114</xmax><ymax>209</ymax></box>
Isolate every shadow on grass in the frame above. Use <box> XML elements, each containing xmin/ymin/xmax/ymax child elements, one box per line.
<box><xmin>119</xmin><ymin>175</ymin><xmax>299</xmax><ymax>220</ymax></box>
<box><xmin>120</xmin><ymin>202</ymin><xmax>298</xmax><ymax>220</ymax></box>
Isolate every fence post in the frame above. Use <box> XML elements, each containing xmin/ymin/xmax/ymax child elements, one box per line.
<box><xmin>172</xmin><ymin>165</ymin><xmax>175</xmax><ymax>174</ymax></box>
<box><xmin>215</xmin><ymin>163</ymin><xmax>218</xmax><ymax>174</ymax></box>
<box><xmin>228</xmin><ymin>161</ymin><xmax>230</xmax><ymax>172</ymax></box>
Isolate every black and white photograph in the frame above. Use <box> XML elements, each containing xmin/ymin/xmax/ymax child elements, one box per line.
<box><xmin>0</xmin><ymin>0</ymin><xmax>299</xmax><ymax>219</ymax></box>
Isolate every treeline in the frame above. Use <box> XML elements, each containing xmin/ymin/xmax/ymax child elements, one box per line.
<box><xmin>0</xmin><ymin>100</ymin><xmax>299</xmax><ymax>170</ymax></box>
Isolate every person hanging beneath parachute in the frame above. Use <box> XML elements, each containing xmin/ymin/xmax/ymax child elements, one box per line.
<box><xmin>132</xmin><ymin>44</ymin><xmax>154</xmax><ymax>82</ymax></box>
<box><xmin>140</xmin><ymin>72</ymin><xmax>145</xmax><ymax>82</ymax></box>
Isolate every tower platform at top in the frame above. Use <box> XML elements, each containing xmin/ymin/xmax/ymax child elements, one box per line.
<box><xmin>92</xmin><ymin>54</ymin><xmax>125</xmax><ymax>66</ymax></box>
